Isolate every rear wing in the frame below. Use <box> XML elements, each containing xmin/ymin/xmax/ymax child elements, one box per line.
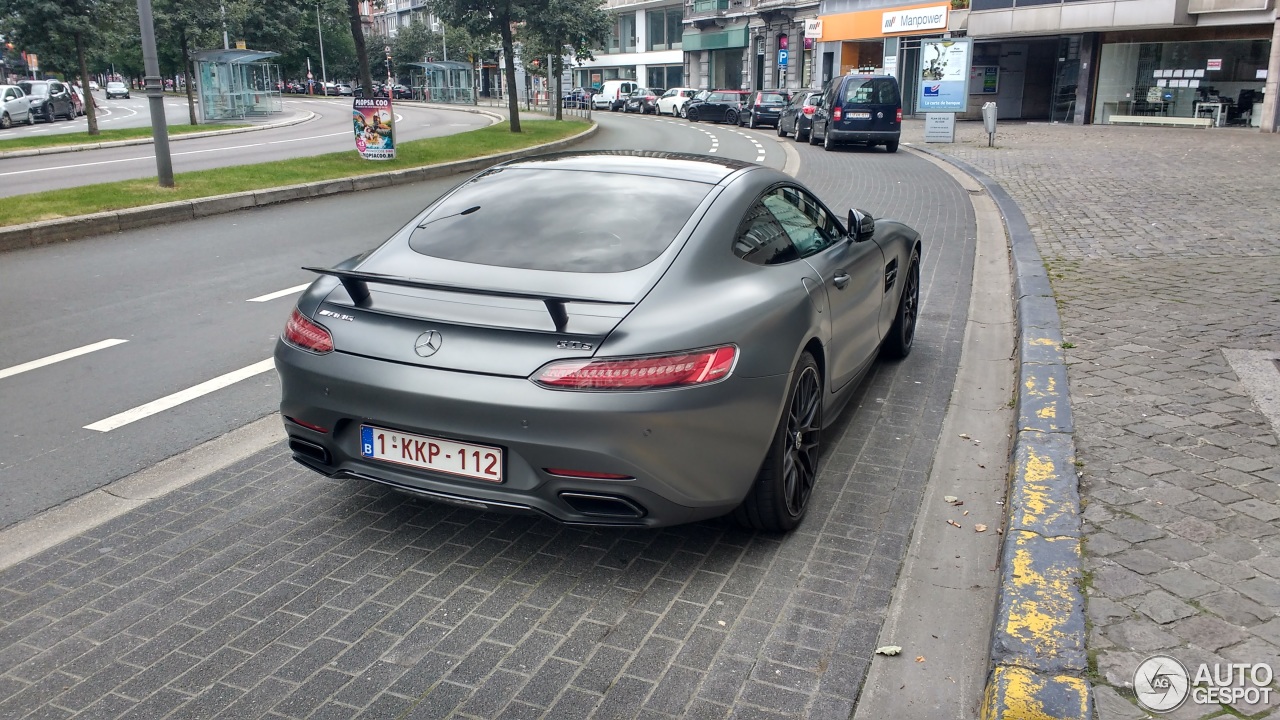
<box><xmin>304</xmin><ymin>266</ymin><xmax>634</xmax><ymax>333</ymax></box>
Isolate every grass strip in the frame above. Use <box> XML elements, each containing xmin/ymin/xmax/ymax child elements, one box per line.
<box><xmin>0</xmin><ymin>120</ymin><xmax>590</xmax><ymax>227</ymax></box>
<box><xmin>0</xmin><ymin>123</ymin><xmax>253</xmax><ymax>152</ymax></box>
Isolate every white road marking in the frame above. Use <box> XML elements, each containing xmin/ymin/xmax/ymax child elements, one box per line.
<box><xmin>0</xmin><ymin>339</ymin><xmax>128</xmax><ymax>382</ymax></box>
<box><xmin>84</xmin><ymin>358</ymin><xmax>275</xmax><ymax>432</ymax></box>
<box><xmin>247</xmin><ymin>283</ymin><xmax>309</xmax><ymax>302</ymax></box>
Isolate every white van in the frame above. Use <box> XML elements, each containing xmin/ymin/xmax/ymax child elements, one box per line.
<box><xmin>591</xmin><ymin>80</ymin><xmax>639</xmax><ymax>111</ymax></box>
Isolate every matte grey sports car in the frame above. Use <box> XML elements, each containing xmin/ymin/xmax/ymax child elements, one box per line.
<box><xmin>275</xmin><ymin>151</ymin><xmax>922</xmax><ymax>531</ymax></box>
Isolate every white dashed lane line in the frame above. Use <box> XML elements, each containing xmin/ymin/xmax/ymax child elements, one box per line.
<box><xmin>247</xmin><ymin>284</ymin><xmax>309</xmax><ymax>302</ymax></box>
<box><xmin>0</xmin><ymin>339</ymin><xmax>129</xmax><ymax>382</ymax></box>
<box><xmin>84</xmin><ymin>358</ymin><xmax>276</xmax><ymax>432</ymax></box>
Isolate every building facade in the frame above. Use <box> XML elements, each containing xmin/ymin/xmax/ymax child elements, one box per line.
<box><xmin>579</xmin><ymin>0</ymin><xmax>1274</xmax><ymax>127</ymax></box>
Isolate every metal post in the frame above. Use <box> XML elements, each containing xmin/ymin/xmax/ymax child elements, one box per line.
<box><xmin>220</xmin><ymin>2</ymin><xmax>229</xmax><ymax>50</ymax></box>
<box><xmin>317</xmin><ymin>5</ymin><xmax>328</xmax><ymax>92</ymax></box>
<box><xmin>137</xmin><ymin>0</ymin><xmax>173</xmax><ymax>187</ymax></box>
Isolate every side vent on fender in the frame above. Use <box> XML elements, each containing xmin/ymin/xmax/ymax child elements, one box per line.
<box><xmin>884</xmin><ymin>258</ymin><xmax>899</xmax><ymax>293</ymax></box>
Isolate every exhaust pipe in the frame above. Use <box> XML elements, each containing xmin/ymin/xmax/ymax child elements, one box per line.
<box><xmin>559</xmin><ymin>492</ymin><xmax>646</xmax><ymax>519</ymax></box>
<box><xmin>288</xmin><ymin>437</ymin><xmax>331</xmax><ymax>466</ymax></box>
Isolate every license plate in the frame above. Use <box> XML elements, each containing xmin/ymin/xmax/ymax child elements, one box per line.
<box><xmin>360</xmin><ymin>425</ymin><xmax>504</xmax><ymax>483</ymax></box>
<box><xmin>851</xmin><ymin>112</ymin><xmax>872</xmax><ymax>119</ymax></box>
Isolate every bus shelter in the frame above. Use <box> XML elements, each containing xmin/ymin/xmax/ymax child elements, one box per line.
<box><xmin>408</xmin><ymin>61</ymin><xmax>475</xmax><ymax>104</ymax></box>
<box><xmin>192</xmin><ymin>49</ymin><xmax>284</xmax><ymax>122</ymax></box>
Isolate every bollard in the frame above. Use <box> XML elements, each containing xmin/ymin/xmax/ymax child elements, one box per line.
<box><xmin>982</xmin><ymin>101</ymin><xmax>998</xmax><ymax>147</ymax></box>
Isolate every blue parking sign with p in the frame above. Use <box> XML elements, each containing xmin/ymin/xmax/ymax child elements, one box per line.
<box><xmin>778</xmin><ymin>49</ymin><xmax>789</xmax><ymax>66</ymax></box>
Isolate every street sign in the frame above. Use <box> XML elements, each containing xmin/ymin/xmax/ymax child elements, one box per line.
<box><xmin>307</xmin><ymin>72</ymin><xmax>313</xmax><ymax>79</ymax></box>
<box><xmin>778</xmin><ymin>49</ymin><xmax>789</xmax><ymax>67</ymax></box>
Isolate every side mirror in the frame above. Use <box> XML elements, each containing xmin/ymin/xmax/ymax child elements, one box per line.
<box><xmin>848</xmin><ymin>208</ymin><xmax>875</xmax><ymax>242</ymax></box>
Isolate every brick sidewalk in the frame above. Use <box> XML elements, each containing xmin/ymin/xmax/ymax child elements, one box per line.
<box><xmin>920</xmin><ymin>118</ymin><xmax>1280</xmax><ymax>719</ymax></box>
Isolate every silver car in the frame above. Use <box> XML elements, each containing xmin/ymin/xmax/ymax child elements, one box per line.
<box><xmin>0</xmin><ymin>85</ymin><xmax>34</xmax><ymax>128</ymax></box>
<box><xmin>275</xmin><ymin>151</ymin><xmax>922</xmax><ymax>531</ymax></box>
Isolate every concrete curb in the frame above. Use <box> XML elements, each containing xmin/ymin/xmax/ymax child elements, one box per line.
<box><xmin>0</xmin><ymin>122</ymin><xmax>597</xmax><ymax>253</ymax></box>
<box><xmin>910</xmin><ymin>145</ymin><xmax>1091</xmax><ymax>720</ymax></box>
<box><xmin>0</xmin><ymin>111</ymin><xmax>317</xmax><ymax>159</ymax></box>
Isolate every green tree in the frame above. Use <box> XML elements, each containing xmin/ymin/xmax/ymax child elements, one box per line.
<box><xmin>154</xmin><ymin>0</ymin><xmax>225</xmax><ymax>124</ymax></box>
<box><xmin>345</xmin><ymin>0</ymin><xmax>373</xmax><ymax>95</ymax></box>
<box><xmin>522</xmin><ymin>0</ymin><xmax>608</xmax><ymax>120</ymax></box>
<box><xmin>0</xmin><ymin>0</ymin><xmax>126</xmax><ymax>134</ymax></box>
<box><xmin>429</xmin><ymin>0</ymin><xmax>545</xmax><ymax>132</ymax></box>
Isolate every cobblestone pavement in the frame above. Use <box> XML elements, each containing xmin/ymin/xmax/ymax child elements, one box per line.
<box><xmin>926</xmin><ymin>119</ymin><xmax>1280</xmax><ymax>719</ymax></box>
<box><xmin>0</xmin><ymin>138</ymin><xmax>977</xmax><ymax>718</ymax></box>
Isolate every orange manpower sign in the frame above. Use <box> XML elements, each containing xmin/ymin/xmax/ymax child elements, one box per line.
<box><xmin>819</xmin><ymin>2</ymin><xmax>950</xmax><ymax>40</ymax></box>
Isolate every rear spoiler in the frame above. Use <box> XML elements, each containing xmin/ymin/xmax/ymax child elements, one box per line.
<box><xmin>304</xmin><ymin>266</ymin><xmax>633</xmax><ymax>333</ymax></box>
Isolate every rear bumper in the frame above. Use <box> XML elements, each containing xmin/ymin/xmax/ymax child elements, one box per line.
<box><xmin>828</xmin><ymin>128</ymin><xmax>900</xmax><ymax>144</ymax></box>
<box><xmin>275</xmin><ymin>342</ymin><xmax>789</xmax><ymax>527</ymax></box>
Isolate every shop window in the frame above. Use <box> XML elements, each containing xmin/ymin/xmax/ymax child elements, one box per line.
<box><xmin>1094</xmin><ymin>39</ymin><xmax>1269</xmax><ymax>125</ymax></box>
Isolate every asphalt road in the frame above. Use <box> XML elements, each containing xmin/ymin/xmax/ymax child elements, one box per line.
<box><xmin>0</xmin><ymin>97</ymin><xmax>491</xmax><ymax>198</ymax></box>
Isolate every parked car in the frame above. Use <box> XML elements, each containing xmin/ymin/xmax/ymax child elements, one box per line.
<box><xmin>70</xmin><ymin>86</ymin><xmax>85</xmax><ymax>116</ymax></box>
<box><xmin>392</xmin><ymin>84</ymin><xmax>413</xmax><ymax>100</ymax></box>
<box><xmin>738</xmin><ymin>90</ymin><xmax>790</xmax><ymax>129</ymax></box>
<box><xmin>656</xmin><ymin>87</ymin><xmax>698</xmax><ymax>117</ymax></box>
<box><xmin>592</xmin><ymin>79</ymin><xmax>639</xmax><ymax>111</ymax></box>
<box><xmin>810</xmin><ymin>74</ymin><xmax>902</xmax><ymax>153</ymax></box>
<box><xmin>623</xmin><ymin>87</ymin><xmax>661</xmax><ymax>114</ymax></box>
<box><xmin>0</xmin><ymin>85</ymin><xmax>34</xmax><ymax>128</ymax></box>
<box><xmin>684</xmin><ymin>89</ymin><xmax>751</xmax><ymax>124</ymax></box>
<box><xmin>778</xmin><ymin>90</ymin><xmax>823</xmax><ymax>142</ymax></box>
<box><xmin>274</xmin><ymin>150</ymin><xmax>923</xmax><ymax>531</ymax></box>
<box><xmin>105</xmin><ymin>81</ymin><xmax>130</xmax><ymax>99</ymax></box>
<box><xmin>89</xmin><ymin>80</ymin><xmax>100</xmax><ymax>91</ymax></box>
<box><xmin>562</xmin><ymin>87</ymin><xmax>593</xmax><ymax>108</ymax></box>
<box><xmin>335</xmin><ymin>83</ymin><xmax>354</xmax><ymax>96</ymax></box>
<box><xmin>19</xmin><ymin>80</ymin><xmax>76</xmax><ymax>121</ymax></box>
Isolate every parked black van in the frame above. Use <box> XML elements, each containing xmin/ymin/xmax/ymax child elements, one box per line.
<box><xmin>810</xmin><ymin>74</ymin><xmax>902</xmax><ymax>153</ymax></box>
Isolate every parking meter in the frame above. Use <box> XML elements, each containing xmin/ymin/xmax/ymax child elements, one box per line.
<box><xmin>982</xmin><ymin>102</ymin><xmax>997</xmax><ymax>147</ymax></box>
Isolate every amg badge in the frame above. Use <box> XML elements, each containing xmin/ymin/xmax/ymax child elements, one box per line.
<box><xmin>556</xmin><ymin>340</ymin><xmax>593</xmax><ymax>350</ymax></box>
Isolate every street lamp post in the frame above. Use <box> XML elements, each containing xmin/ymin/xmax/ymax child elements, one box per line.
<box><xmin>317</xmin><ymin>5</ymin><xmax>328</xmax><ymax>93</ymax></box>
<box><xmin>136</xmin><ymin>0</ymin><xmax>173</xmax><ymax>187</ymax></box>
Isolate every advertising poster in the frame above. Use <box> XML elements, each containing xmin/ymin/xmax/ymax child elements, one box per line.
<box><xmin>353</xmin><ymin>98</ymin><xmax>395</xmax><ymax>160</ymax></box>
<box><xmin>969</xmin><ymin>66</ymin><xmax>999</xmax><ymax>94</ymax></box>
<box><xmin>919</xmin><ymin>39</ymin><xmax>972</xmax><ymax>112</ymax></box>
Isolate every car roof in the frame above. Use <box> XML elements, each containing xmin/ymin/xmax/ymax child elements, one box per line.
<box><xmin>498</xmin><ymin>150</ymin><xmax>754</xmax><ymax>185</ymax></box>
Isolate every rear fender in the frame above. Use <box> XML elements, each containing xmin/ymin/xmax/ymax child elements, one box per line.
<box><xmin>872</xmin><ymin>221</ymin><xmax>922</xmax><ymax>337</ymax></box>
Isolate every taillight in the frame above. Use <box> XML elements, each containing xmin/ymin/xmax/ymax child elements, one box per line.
<box><xmin>896</xmin><ymin>107</ymin><xmax>902</xmax><ymax>123</ymax></box>
<box><xmin>833</xmin><ymin>106</ymin><xmax>843</xmax><ymax>121</ymax></box>
<box><xmin>802</xmin><ymin>105</ymin><xmax>815</xmax><ymax>116</ymax></box>
<box><xmin>532</xmin><ymin>345</ymin><xmax>737</xmax><ymax>391</ymax></box>
<box><xmin>544</xmin><ymin>468</ymin><xmax>633</xmax><ymax>480</ymax></box>
<box><xmin>283</xmin><ymin>308</ymin><xmax>333</xmax><ymax>354</ymax></box>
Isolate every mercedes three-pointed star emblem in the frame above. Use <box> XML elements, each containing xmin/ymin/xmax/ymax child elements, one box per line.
<box><xmin>414</xmin><ymin>330</ymin><xmax>443</xmax><ymax>357</ymax></box>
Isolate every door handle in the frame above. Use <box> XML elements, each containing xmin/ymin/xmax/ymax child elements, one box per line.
<box><xmin>832</xmin><ymin>273</ymin><xmax>850</xmax><ymax>290</ymax></box>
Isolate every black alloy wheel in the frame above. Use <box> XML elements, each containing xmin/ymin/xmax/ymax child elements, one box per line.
<box><xmin>725</xmin><ymin>109</ymin><xmax>738</xmax><ymax>125</ymax></box>
<box><xmin>882</xmin><ymin>248</ymin><xmax>921</xmax><ymax>359</ymax></box>
<box><xmin>735</xmin><ymin>352</ymin><xmax>822</xmax><ymax>531</ymax></box>
<box><xmin>686</xmin><ymin>107</ymin><xmax>698</xmax><ymax>122</ymax></box>
<box><xmin>809</xmin><ymin>122</ymin><xmax>821</xmax><ymax>145</ymax></box>
<box><xmin>823</xmin><ymin>127</ymin><xmax>835</xmax><ymax>151</ymax></box>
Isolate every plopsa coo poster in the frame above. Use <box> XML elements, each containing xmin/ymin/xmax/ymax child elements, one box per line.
<box><xmin>353</xmin><ymin>97</ymin><xmax>396</xmax><ymax>160</ymax></box>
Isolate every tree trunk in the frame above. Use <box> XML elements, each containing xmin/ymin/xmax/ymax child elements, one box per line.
<box><xmin>500</xmin><ymin>20</ymin><xmax>521</xmax><ymax>132</ymax></box>
<box><xmin>75</xmin><ymin>32</ymin><xmax>98</xmax><ymax>136</ymax></box>
<box><xmin>347</xmin><ymin>0</ymin><xmax>375</xmax><ymax>97</ymax></box>
<box><xmin>181</xmin><ymin>30</ymin><xmax>197</xmax><ymax>126</ymax></box>
<box><xmin>553</xmin><ymin>48</ymin><xmax>563</xmax><ymax>121</ymax></box>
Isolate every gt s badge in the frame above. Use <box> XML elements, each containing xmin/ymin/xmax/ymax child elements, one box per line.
<box><xmin>557</xmin><ymin>340</ymin><xmax>593</xmax><ymax>351</ymax></box>
<box><xmin>318</xmin><ymin>309</ymin><xmax>354</xmax><ymax>322</ymax></box>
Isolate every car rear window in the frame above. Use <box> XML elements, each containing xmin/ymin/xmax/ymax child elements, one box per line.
<box><xmin>758</xmin><ymin>93</ymin><xmax>787</xmax><ymax>104</ymax></box>
<box><xmin>843</xmin><ymin>78</ymin><xmax>899</xmax><ymax>106</ymax></box>
<box><xmin>19</xmin><ymin>82</ymin><xmax>48</xmax><ymax>96</ymax></box>
<box><xmin>408</xmin><ymin>168</ymin><xmax>712</xmax><ymax>273</ymax></box>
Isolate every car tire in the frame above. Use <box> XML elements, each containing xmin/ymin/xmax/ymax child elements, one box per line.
<box><xmin>809</xmin><ymin>124</ymin><xmax>820</xmax><ymax>145</ymax></box>
<box><xmin>823</xmin><ymin>128</ymin><xmax>835</xmax><ymax>151</ymax></box>
<box><xmin>776</xmin><ymin>120</ymin><xmax>786</xmax><ymax>137</ymax></box>
<box><xmin>748</xmin><ymin>113</ymin><xmax>756</xmax><ymax>129</ymax></box>
<box><xmin>0</xmin><ymin>112</ymin><xmax>10</xmax><ymax>130</ymax></box>
<box><xmin>882</xmin><ymin>248</ymin><xmax>920</xmax><ymax>359</ymax></box>
<box><xmin>734</xmin><ymin>351</ymin><xmax>822</xmax><ymax>532</ymax></box>
<box><xmin>687</xmin><ymin>108</ymin><xmax>698</xmax><ymax>123</ymax></box>
<box><xmin>796</xmin><ymin>127</ymin><xmax>809</xmax><ymax>143</ymax></box>
<box><xmin>25</xmin><ymin>111</ymin><xmax>34</xmax><ymax>126</ymax></box>
<box><xmin>678</xmin><ymin>105</ymin><xmax>687</xmax><ymax>119</ymax></box>
<box><xmin>885</xmin><ymin>140</ymin><xmax>899</xmax><ymax>153</ymax></box>
<box><xmin>725</xmin><ymin>109</ymin><xmax>738</xmax><ymax>125</ymax></box>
